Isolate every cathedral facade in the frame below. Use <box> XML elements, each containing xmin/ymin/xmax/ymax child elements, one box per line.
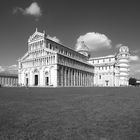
<box><xmin>18</xmin><ymin>29</ymin><xmax>130</xmax><ymax>87</ymax></box>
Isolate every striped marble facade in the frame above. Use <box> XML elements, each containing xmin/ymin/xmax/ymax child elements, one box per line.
<box><xmin>18</xmin><ymin>29</ymin><xmax>130</xmax><ymax>87</ymax></box>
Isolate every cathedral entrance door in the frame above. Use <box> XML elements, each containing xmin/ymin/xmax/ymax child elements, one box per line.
<box><xmin>26</xmin><ymin>78</ymin><xmax>28</xmax><ymax>86</ymax></box>
<box><xmin>35</xmin><ymin>75</ymin><xmax>38</xmax><ymax>86</ymax></box>
<box><xmin>45</xmin><ymin>77</ymin><xmax>49</xmax><ymax>86</ymax></box>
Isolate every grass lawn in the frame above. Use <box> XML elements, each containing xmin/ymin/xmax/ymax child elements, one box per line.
<box><xmin>0</xmin><ymin>87</ymin><xmax>140</xmax><ymax>140</ymax></box>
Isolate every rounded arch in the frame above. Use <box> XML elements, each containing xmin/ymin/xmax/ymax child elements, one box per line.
<box><xmin>119</xmin><ymin>46</ymin><xmax>129</xmax><ymax>53</ymax></box>
<box><xmin>33</xmin><ymin>68</ymin><xmax>40</xmax><ymax>86</ymax></box>
<box><xmin>43</xmin><ymin>67</ymin><xmax>50</xmax><ymax>86</ymax></box>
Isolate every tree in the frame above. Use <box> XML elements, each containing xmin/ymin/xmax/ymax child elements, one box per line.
<box><xmin>129</xmin><ymin>77</ymin><xmax>137</xmax><ymax>86</ymax></box>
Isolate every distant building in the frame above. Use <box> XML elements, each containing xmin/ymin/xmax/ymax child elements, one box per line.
<box><xmin>18</xmin><ymin>29</ymin><xmax>130</xmax><ymax>87</ymax></box>
<box><xmin>88</xmin><ymin>46</ymin><xmax>130</xmax><ymax>86</ymax></box>
<box><xmin>136</xmin><ymin>80</ymin><xmax>140</xmax><ymax>86</ymax></box>
<box><xmin>0</xmin><ymin>73</ymin><xmax>18</xmax><ymax>87</ymax></box>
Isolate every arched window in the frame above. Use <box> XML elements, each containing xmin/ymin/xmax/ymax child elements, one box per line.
<box><xmin>53</xmin><ymin>56</ymin><xmax>55</xmax><ymax>63</ymax></box>
<box><xmin>45</xmin><ymin>71</ymin><xmax>49</xmax><ymax>76</ymax></box>
<box><xmin>34</xmin><ymin>69</ymin><xmax>38</xmax><ymax>73</ymax></box>
<box><xmin>50</xmin><ymin>44</ymin><xmax>52</xmax><ymax>49</ymax></box>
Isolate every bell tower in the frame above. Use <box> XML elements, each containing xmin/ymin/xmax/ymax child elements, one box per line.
<box><xmin>117</xmin><ymin>46</ymin><xmax>130</xmax><ymax>86</ymax></box>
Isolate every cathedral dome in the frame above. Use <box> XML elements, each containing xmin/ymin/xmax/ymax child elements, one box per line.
<box><xmin>76</xmin><ymin>41</ymin><xmax>90</xmax><ymax>57</ymax></box>
<box><xmin>77</xmin><ymin>41</ymin><xmax>89</xmax><ymax>52</ymax></box>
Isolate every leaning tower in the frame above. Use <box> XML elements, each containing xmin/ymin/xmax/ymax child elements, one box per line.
<box><xmin>117</xmin><ymin>46</ymin><xmax>130</xmax><ymax>86</ymax></box>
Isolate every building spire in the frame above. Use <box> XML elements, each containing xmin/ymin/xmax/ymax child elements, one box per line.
<box><xmin>43</xmin><ymin>30</ymin><xmax>46</xmax><ymax>34</ymax></box>
<box><xmin>35</xmin><ymin>27</ymin><xmax>38</xmax><ymax>32</ymax></box>
<box><xmin>43</xmin><ymin>29</ymin><xmax>47</xmax><ymax>38</ymax></box>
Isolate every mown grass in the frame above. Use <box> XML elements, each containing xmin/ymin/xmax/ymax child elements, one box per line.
<box><xmin>0</xmin><ymin>87</ymin><xmax>140</xmax><ymax>140</ymax></box>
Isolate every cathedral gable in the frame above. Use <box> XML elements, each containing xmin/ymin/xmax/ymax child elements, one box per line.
<box><xmin>32</xmin><ymin>34</ymin><xmax>42</xmax><ymax>41</ymax></box>
<box><xmin>20</xmin><ymin>52</ymin><xmax>31</xmax><ymax>61</ymax></box>
<box><xmin>28</xmin><ymin>30</ymin><xmax>44</xmax><ymax>43</ymax></box>
<box><xmin>29</xmin><ymin>33</ymin><xmax>44</xmax><ymax>42</ymax></box>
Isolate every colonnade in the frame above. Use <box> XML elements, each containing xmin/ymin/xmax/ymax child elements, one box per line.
<box><xmin>0</xmin><ymin>76</ymin><xmax>18</xmax><ymax>86</ymax></box>
<box><xmin>58</xmin><ymin>66</ymin><xmax>94</xmax><ymax>87</ymax></box>
<box><xmin>22</xmin><ymin>54</ymin><xmax>57</xmax><ymax>68</ymax></box>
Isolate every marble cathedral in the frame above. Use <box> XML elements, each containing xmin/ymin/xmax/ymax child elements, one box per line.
<box><xmin>18</xmin><ymin>29</ymin><xmax>130</xmax><ymax>87</ymax></box>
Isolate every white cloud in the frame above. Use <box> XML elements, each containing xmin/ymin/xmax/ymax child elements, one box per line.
<box><xmin>135</xmin><ymin>69</ymin><xmax>140</xmax><ymax>73</ymax></box>
<box><xmin>24</xmin><ymin>2</ymin><xmax>42</xmax><ymax>17</ymax></box>
<box><xmin>8</xmin><ymin>64</ymin><xmax>17</xmax><ymax>68</ymax></box>
<box><xmin>0</xmin><ymin>66</ymin><xmax>5</xmax><ymax>72</ymax></box>
<box><xmin>47</xmin><ymin>35</ymin><xmax>60</xmax><ymax>43</ymax></box>
<box><xmin>130</xmin><ymin>55</ymin><xmax>139</xmax><ymax>61</ymax></box>
<box><xmin>75</xmin><ymin>32</ymin><xmax>112</xmax><ymax>51</ymax></box>
<box><xmin>13</xmin><ymin>2</ymin><xmax>42</xmax><ymax>18</ymax></box>
<box><xmin>13</xmin><ymin>7</ymin><xmax>24</xmax><ymax>14</ymax></box>
<box><xmin>8</xmin><ymin>65</ymin><xmax>18</xmax><ymax>71</ymax></box>
<box><xmin>132</xmin><ymin>49</ymin><xmax>140</xmax><ymax>54</ymax></box>
<box><xmin>130</xmin><ymin>63</ymin><xmax>140</xmax><ymax>76</ymax></box>
<box><xmin>0</xmin><ymin>65</ymin><xmax>18</xmax><ymax>74</ymax></box>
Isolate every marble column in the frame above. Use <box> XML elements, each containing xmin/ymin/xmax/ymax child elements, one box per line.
<box><xmin>79</xmin><ymin>71</ymin><xmax>81</xmax><ymax>86</ymax></box>
<box><xmin>89</xmin><ymin>74</ymin><xmax>91</xmax><ymax>86</ymax></box>
<box><xmin>66</xmin><ymin>68</ymin><xmax>68</xmax><ymax>86</ymax></box>
<box><xmin>90</xmin><ymin>74</ymin><xmax>91</xmax><ymax>86</ymax></box>
<box><xmin>84</xmin><ymin>73</ymin><xmax>86</xmax><ymax>86</ymax></box>
<box><xmin>68</xmin><ymin>68</ymin><xmax>70</xmax><ymax>86</ymax></box>
<box><xmin>69</xmin><ymin>68</ymin><xmax>71</xmax><ymax>86</ymax></box>
<box><xmin>77</xmin><ymin>70</ymin><xmax>78</xmax><ymax>86</ymax></box>
<box><xmin>85</xmin><ymin>74</ymin><xmax>87</xmax><ymax>86</ymax></box>
<box><xmin>75</xmin><ymin>70</ymin><xmax>77</xmax><ymax>86</ymax></box>
<box><xmin>61</xmin><ymin>67</ymin><xmax>63</xmax><ymax>86</ymax></box>
<box><xmin>88</xmin><ymin>74</ymin><xmax>89</xmax><ymax>86</ymax></box>
<box><xmin>81</xmin><ymin>73</ymin><xmax>82</xmax><ymax>86</ymax></box>
<box><xmin>78</xmin><ymin>71</ymin><xmax>79</xmax><ymax>86</ymax></box>
<box><xmin>73</xmin><ymin>70</ymin><xmax>75</xmax><ymax>86</ymax></box>
<box><xmin>79</xmin><ymin>71</ymin><xmax>80</xmax><ymax>86</ymax></box>
<box><xmin>71</xmin><ymin>70</ymin><xmax>73</xmax><ymax>86</ymax></box>
<box><xmin>70</xmin><ymin>69</ymin><xmax>72</xmax><ymax>86</ymax></box>
<box><xmin>1</xmin><ymin>77</ymin><xmax>3</xmax><ymax>85</ymax></box>
<box><xmin>82</xmin><ymin>72</ymin><xmax>85</xmax><ymax>86</ymax></box>
<box><xmin>71</xmin><ymin>69</ymin><xmax>73</xmax><ymax>86</ymax></box>
<box><xmin>81</xmin><ymin>72</ymin><xmax>83</xmax><ymax>86</ymax></box>
<box><xmin>64</xmin><ymin>67</ymin><xmax>66</xmax><ymax>86</ymax></box>
<box><xmin>3</xmin><ymin>77</ymin><xmax>5</xmax><ymax>85</ymax></box>
<box><xmin>82</xmin><ymin>73</ymin><xmax>85</xmax><ymax>86</ymax></box>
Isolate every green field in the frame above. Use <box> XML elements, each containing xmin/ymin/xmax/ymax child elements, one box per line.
<box><xmin>0</xmin><ymin>87</ymin><xmax>140</xmax><ymax>140</ymax></box>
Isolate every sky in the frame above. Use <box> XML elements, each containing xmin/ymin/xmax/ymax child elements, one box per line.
<box><xmin>0</xmin><ymin>0</ymin><xmax>140</xmax><ymax>78</ymax></box>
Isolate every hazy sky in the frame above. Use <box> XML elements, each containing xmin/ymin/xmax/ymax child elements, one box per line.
<box><xmin>0</xmin><ymin>0</ymin><xmax>140</xmax><ymax>77</ymax></box>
